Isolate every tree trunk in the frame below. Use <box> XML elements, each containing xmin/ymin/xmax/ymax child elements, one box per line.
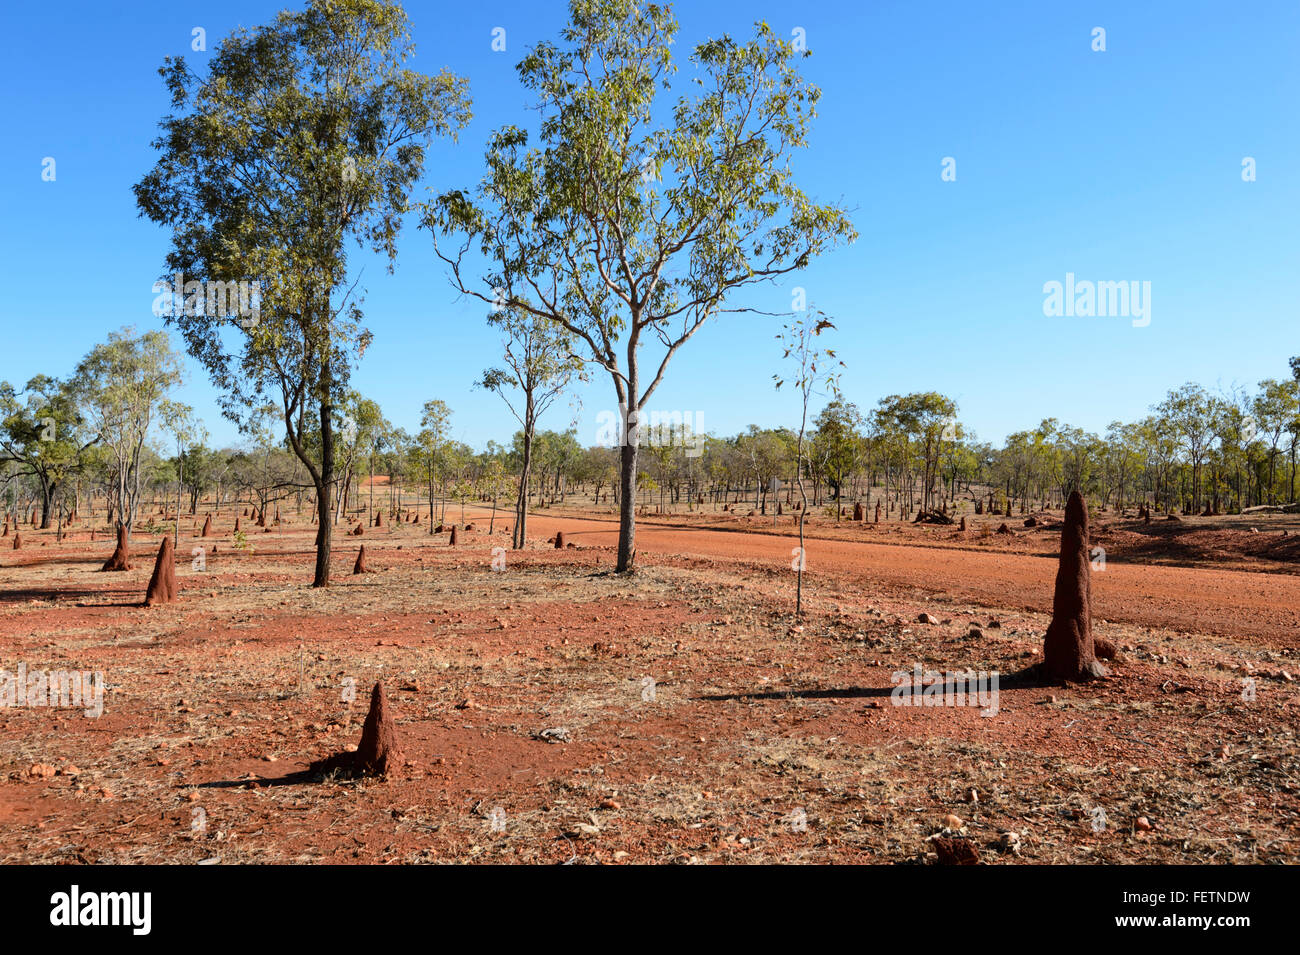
<box><xmin>313</xmin><ymin>396</ymin><xmax>335</xmax><ymax>588</ymax></box>
<box><xmin>616</xmin><ymin>439</ymin><xmax>638</xmax><ymax>572</ymax></box>
<box><xmin>38</xmin><ymin>480</ymin><xmax>53</xmax><ymax>530</ymax></box>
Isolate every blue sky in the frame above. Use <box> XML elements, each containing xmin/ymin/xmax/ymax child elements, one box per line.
<box><xmin>2</xmin><ymin>0</ymin><xmax>1297</xmax><ymax>452</ymax></box>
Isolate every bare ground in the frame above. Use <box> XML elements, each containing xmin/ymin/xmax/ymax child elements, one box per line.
<box><xmin>0</xmin><ymin>506</ymin><xmax>1296</xmax><ymax>864</ymax></box>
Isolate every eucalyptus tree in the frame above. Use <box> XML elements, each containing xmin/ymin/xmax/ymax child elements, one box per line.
<box><xmin>415</xmin><ymin>399</ymin><xmax>451</xmax><ymax>528</ymax></box>
<box><xmin>338</xmin><ymin>394</ymin><xmax>386</xmax><ymax>523</ymax></box>
<box><xmin>74</xmin><ymin>329</ymin><xmax>184</xmax><ymax>556</ymax></box>
<box><xmin>1102</xmin><ymin>421</ymin><xmax>1143</xmax><ymax>511</ymax></box>
<box><xmin>135</xmin><ymin>0</ymin><xmax>471</xmax><ymax>586</ymax></box>
<box><xmin>230</xmin><ymin>406</ymin><xmax>303</xmax><ymax>523</ymax></box>
<box><xmin>0</xmin><ymin>374</ymin><xmax>95</xmax><ymax>528</ymax></box>
<box><xmin>1252</xmin><ymin>378</ymin><xmax>1299</xmax><ymax>504</ymax></box>
<box><xmin>478</xmin><ymin>309</ymin><xmax>582</xmax><ymax>548</ymax></box>
<box><xmin>811</xmin><ymin>401</ymin><xmax>863</xmax><ymax>517</ymax></box>
<box><xmin>159</xmin><ymin>400</ymin><xmax>203</xmax><ymax>547</ymax></box>
<box><xmin>1156</xmin><ymin>383</ymin><xmax>1217</xmax><ymax>512</ymax></box>
<box><xmin>873</xmin><ymin>393</ymin><xmax>955</xmax><ymax>514</ymax></box>
<box><xmin>428</xmin><ymin>0</ymin><xmax>855</xmax><ymax>571</ymax></box>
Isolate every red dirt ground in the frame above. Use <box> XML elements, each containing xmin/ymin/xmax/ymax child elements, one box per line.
<box><xmin>0</xmin><ymin>504</ymin><xmax>1296</xmax><ymax>864</ymax></box>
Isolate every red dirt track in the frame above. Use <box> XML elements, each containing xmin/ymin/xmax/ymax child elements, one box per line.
<box><xmin>503</xmin><ymin>509</ymin><xmax>1300</xmax><ymax>650</ymax></box>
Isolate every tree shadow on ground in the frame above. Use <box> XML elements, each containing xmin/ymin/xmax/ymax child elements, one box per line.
<box><xmin>198</xmin><ymin>770</ymin><xmax>317</xmax><ymax>789</ymax></box>
<box><xmin>694</xmin><ymin>667</ymin><xmax>1068</xmax><ymax>703</ymax></box>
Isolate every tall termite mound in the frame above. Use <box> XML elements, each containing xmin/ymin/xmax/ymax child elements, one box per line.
<box><xmin>1041</xmin><ymin>491</ymin><xmax>1107</xmax><ymax>682</ymax></box>
<box><xmin>144</xmin><ymin>535</ymin><xmax>178</xmax><ymax>606</ymax></box>
<box><xmin>101</xmin><ymin>525</ymin><xmax>131</xmax><ymax>571</ymax></box>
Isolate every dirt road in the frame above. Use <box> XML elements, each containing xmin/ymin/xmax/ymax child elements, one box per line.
<box><xmin>485</xmin><ymin>508</ymin><xmax>1300</xmax><ymax>648</ymax></box>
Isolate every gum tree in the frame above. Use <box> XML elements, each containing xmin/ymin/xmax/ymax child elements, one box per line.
<box><xmin>74</xmin><ymin>329</ymin><xmax>184</xmax><ymax>566</ymax></box>
<box><xmin>428</xmin><ymin>0</ymin><xmax>855</xmax><ymax>572</ymax></box>
<box><xmin>135</xmin><ymin>0</ymin><xmax>470</xmax><ymax>586</ymax></box>
<box><xmin>477</xmin><ymin>308</ymin><xmax>583</xmax><ymax>548</ymax></box>
<box><xmin>0</xmin><ymin>375</ymin><xmax>95</xmax><ymax>529</ymax></box>
<box><xmin>415</xmin><ymin>399</ymin><xmax>451</xmax><ymax>529</ymax></box>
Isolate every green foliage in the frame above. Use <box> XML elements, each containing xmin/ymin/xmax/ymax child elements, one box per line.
<box><xmin>429</xmin><ymin>0</ymin><xmax>855</xmax><ymax>568</ymax></box>
<box><xmin>135</xmin><ymin>0</ymin><xmax>470</xmax><ymax>506</ymax></box>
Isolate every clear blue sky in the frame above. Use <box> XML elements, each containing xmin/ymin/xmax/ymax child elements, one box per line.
<box><xmin>2</xmin><ymin>0</ymin><xmax>1297</xmax><ymax>451</ymax></box>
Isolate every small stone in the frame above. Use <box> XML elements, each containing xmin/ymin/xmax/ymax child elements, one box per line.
<box><xmin>599</xmin><ymin>799</ymin><xmax>621</xmax><ymax>810</ymax></box>
<box><xmin>1135</xmin><ymin>816</ymin><xmax>1152</xmax><ymax>832</ymax></box>
<box><xmin>941</xmin><ymin>812</ymin><xmax>964</xmax><ymax>830</ymax></box>
<box><xmin>28</xmin><ymin>763</ymin><xmax>56</xmax><ymax>778</ymax></box>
